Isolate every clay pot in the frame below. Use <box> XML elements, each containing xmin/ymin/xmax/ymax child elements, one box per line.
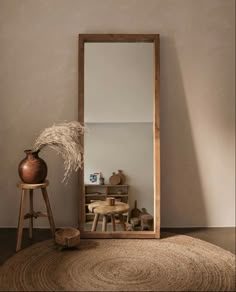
<box><xmin>18</xmin><ymin>149</ymin><xmax>47</xmax><ymax>184</ymax></box>
<box><xmin>117</xmin><ymin>170</ymin><xmax>126</xmax><ymax>184</ymax></box>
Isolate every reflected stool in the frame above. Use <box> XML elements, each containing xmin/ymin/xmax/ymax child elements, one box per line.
<box><xmin>88</xmin><ymin>201</ymin><xmax>129</xmax><ymax>232</ymax></box>
<box><xmin>16</xmin><ymin>180</ymin><xmax>55</xmax><ymax>251</ymax></box>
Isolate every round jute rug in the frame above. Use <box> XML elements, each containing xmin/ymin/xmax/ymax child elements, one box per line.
<box><xmin>0</xmin><ymin>235</ymin><xmax>235</xmax><ymax>291</ymax></box>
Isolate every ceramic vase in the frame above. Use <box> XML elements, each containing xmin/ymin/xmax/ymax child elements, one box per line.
<box><xmin>18</xmin><ymin>149</ymin><xmax>47</xmax><ymax>184</ymax></box>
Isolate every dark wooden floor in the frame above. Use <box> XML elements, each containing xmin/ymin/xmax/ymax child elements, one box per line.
<box><xmin>162</xmin><ymin>227</ymin><xmax>235</xmax><ymax>254</ymax></box>
<box><xmin>0</xmin><ymin>227</ymin><xmax>235</xmax><ymax>265</ymax></box>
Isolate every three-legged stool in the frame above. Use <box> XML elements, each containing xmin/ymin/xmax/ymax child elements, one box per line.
<box><xmin>88</xmin><ymin>200</ymin><xmax>130</xmax><ymax>232</ymax></box>
<box><xmin>16</xmin><ymin>180</ymin><xmax>55</xmax><ymax>252</ymax></box>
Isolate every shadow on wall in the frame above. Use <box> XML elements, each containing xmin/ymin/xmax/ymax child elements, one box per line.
<box><xmin>160</xmin><ymin>36</ymin><xmax>207</xmax><ymax>227</ymax></box>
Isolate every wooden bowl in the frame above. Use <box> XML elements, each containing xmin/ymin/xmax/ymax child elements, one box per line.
<box><xmin>55</xmin><ymin>228</ymin><xmax>80</xmax><ymax>248</ymax></box>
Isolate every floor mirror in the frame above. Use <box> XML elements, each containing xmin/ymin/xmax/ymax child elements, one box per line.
<box><xmin>78</xmin><ymin>34</ymin><xmax>160</xmax><ymax>238</ymax></box>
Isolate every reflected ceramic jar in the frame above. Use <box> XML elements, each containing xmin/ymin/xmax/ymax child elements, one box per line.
<box><xmin>18</xmin><ymin>149</ymin><xmax>47</xmax><ymax>184</ymax></box>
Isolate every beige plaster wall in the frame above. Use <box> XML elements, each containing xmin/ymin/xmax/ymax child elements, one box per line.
<box><xmin>85</xmin><ymin>43</ymin><xmax>154</xmax><ymax>123</ymax></box>
<box><xmin>0</xmin><ymin>0</ymin><xmax>235</xmax><ymax>227</ymax></box>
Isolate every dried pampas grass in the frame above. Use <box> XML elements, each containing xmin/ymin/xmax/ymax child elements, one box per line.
<box><xmin>33</xmin><ymin>121</ymin><xmax>84</xmax><ymax>183</ymax></box>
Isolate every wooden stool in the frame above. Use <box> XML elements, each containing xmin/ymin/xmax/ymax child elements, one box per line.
<box><xmin>16</xmin><ymin>180</ymin><xmax>55</xmax><ymax>252</ymax></box>
<box><xmin>140</xmin><ymin>214</ymin><xmax>153</xmax><ymax>231</ymax></box>
<box><xmin>88</xmin><ymin>201</ymin><xmax>129</xmax><ymax>232</ymax></box>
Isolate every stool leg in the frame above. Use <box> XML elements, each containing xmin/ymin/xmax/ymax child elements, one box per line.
<box><xmin>16</xmin><ymin>189</ymin><xmax>27</xmax><ymax>252</ymax></box>
<box><xmin>119</xmin><ymin>214</ymin><xmax>126</xmax><ymax>231</ymax></box>
<box><xmin>91</xmin><ymin>213</ymin><xmax>99</xmax><ymax>231</ymax></box>
<box><xmin>29</xmin><ymin>189</ymin><xmax>34</xmax><ymax>239</ymax></box>
<box><xmin>41</xmin><ymin>188</ymin><xmax>56</xmax><ymax>235</ymax></box>
<box><xmin>102</xmin><ymin>215</ymin><xmax>108</xmax><ymax>232</ymax></box>
<box><xmin>111</xmin><ymin>215</ymin><xmax>116</xmax><ymax>231</ymax></box>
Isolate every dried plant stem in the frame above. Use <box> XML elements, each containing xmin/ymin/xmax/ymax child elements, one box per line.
<box><xmin>33</xmin><ymin>121</ymin><xmax>84</xmax><ymax>183</ymax></box>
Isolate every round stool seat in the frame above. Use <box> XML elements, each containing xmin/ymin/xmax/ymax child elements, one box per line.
<box><xmin>17</xmin><ymin>180</ymin><xmax>49</xmax><ymax>189</ymax></box>
<box><xmin>88</xmin><ymin>201</ymin><xmax>130</xmax><ymax>232</ymax></box>
<box><xmin>55</xmin><ymin>228</ymin><xmax>80</xmax><ymax>248</ymax></box>
<box><xmin>88</xmin><ymin>201</ymin><xmax>129</xmax><ymax>215</ymax></box>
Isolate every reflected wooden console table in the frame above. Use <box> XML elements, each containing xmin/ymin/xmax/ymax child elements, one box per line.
<box><xmin>88</xmin><ymin>201</ymin><xmax>130</xmax><ymax>232</ymax></box>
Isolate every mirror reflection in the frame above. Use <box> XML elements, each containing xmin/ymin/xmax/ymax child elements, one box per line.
<box><xmin>83</xmin><ymin>43</ymin><xmax>154</xmax><ymax>232</ymax></box>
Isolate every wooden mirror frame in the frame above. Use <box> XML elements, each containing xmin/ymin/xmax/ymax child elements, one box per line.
<box><xmin>78</xmin><ymin>34</ymin><xmax>160</xmax><ymax>238</ymax></box>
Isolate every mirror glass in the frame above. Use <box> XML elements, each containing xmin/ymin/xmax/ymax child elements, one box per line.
<box><xmin>83</xmin><ymin>42</ymin><xmax>154</xmax><ymax>232</ymax></box>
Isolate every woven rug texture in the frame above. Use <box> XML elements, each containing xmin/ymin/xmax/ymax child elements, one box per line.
<box><xmin>0</xmin><ymin>234</ymin><xmax>235</xmax><ymax>291</ymax></box>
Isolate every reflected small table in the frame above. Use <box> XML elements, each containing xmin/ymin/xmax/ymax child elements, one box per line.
<box><xmin>88</xmin><ymin>201</ymin><xmax>129</xmax><ymax>232</ymax></box>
